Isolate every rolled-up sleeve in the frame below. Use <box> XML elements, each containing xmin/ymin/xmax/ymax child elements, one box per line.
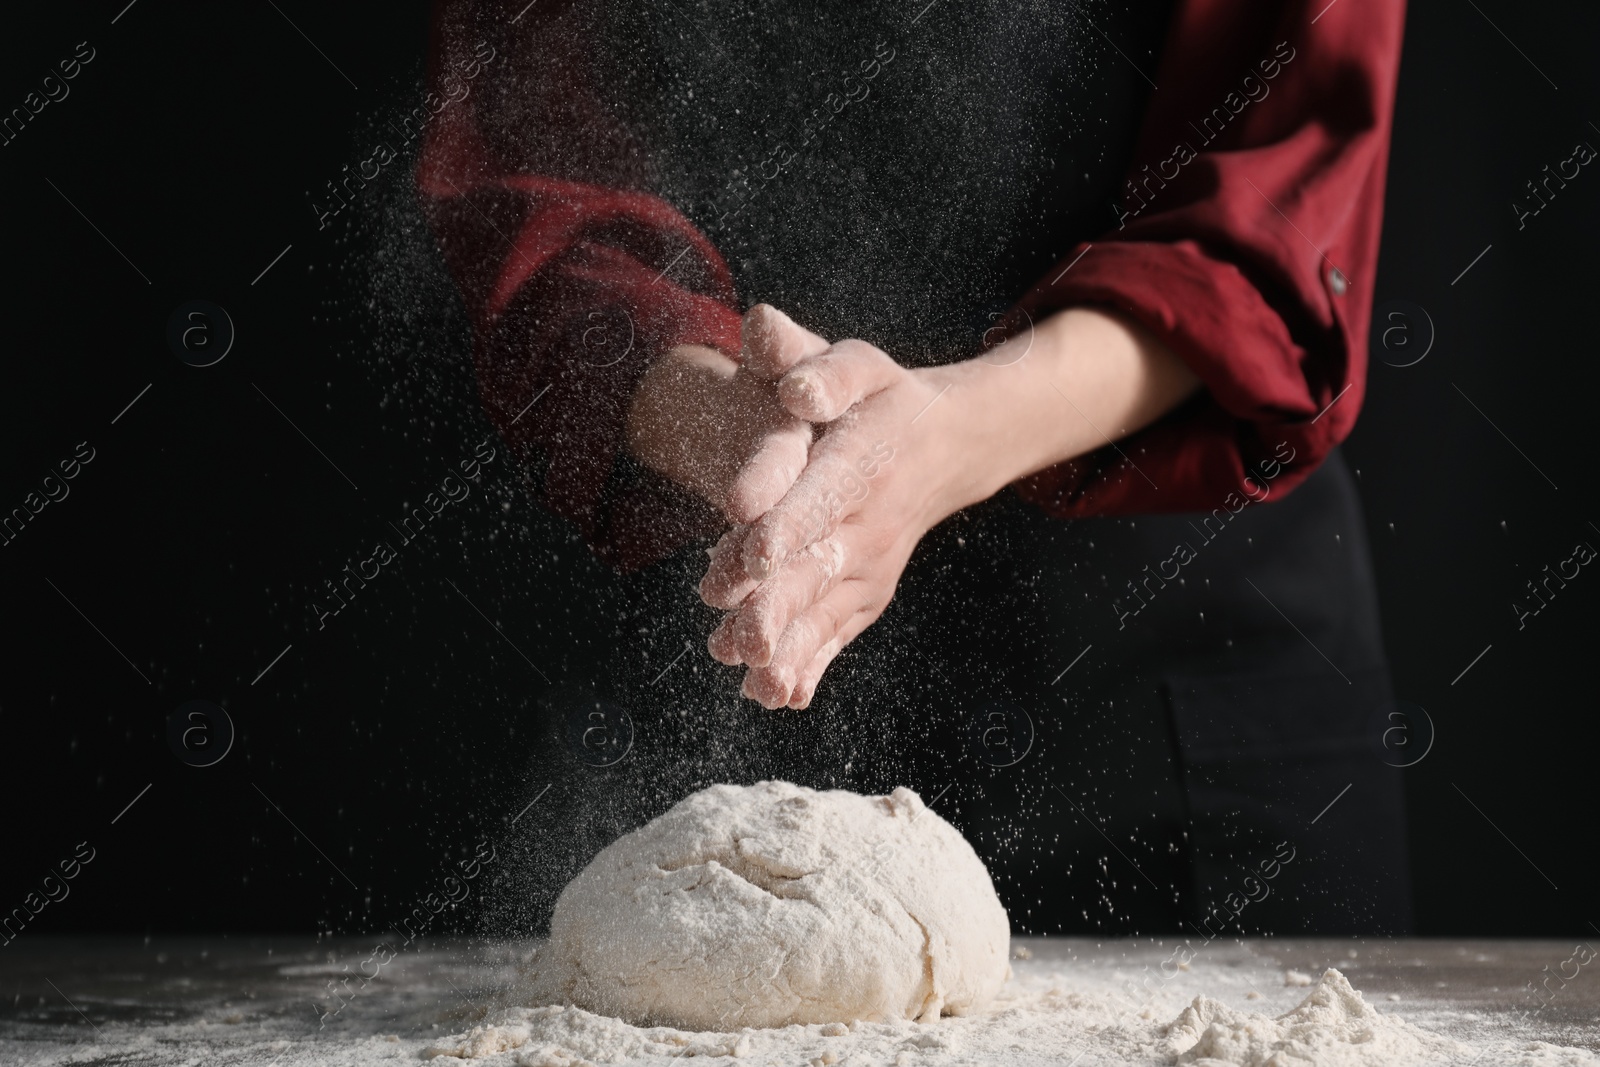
<box><xmin>417</xmin><ymin>0</ymin><xmax>742</xmax><ymax>569</ymax></box>
<box><xmin>1011</xmin><ymin>0</ymin><xmax>1406</xmax><ymax>516</ymax></box>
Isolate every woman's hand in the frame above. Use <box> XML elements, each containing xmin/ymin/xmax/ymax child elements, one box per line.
<box><xmin>700</xmin><ymin>342</ymin><xmax>974</xmax><ymax>709</ymax></box>
<box><xmin>699</xmin><ymin>307</ymin><xmax>1202</xmax><ymax>710</ymax></box>
<box><xmin>624</xmin><ymin>306</ymin><xmax>829</xmax><ymax>522</ymax></box>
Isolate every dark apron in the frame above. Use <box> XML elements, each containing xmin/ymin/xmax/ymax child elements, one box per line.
<box><xmin>857</xmin><ymin>449</ymin><xmax>1413</xmax><ymax>938</ymax></box>
<box><xmin>541</xmin><ymin>0</ymin><xmax>1412</xmax><ymax>938</ymax></box>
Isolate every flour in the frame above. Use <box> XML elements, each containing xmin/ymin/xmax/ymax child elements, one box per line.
<box><xmin>417</xmin><ymin>780</ymin><xmax>1590</xmax><ymax>1067</ymax></box>
<box><xmin>512</xmin><ymin>782</ymin><xmax>1010</xmax><ymax>1031</ymax></box>
<box><xmin>5</xmin><ymin>938</ymin><xmax>1598</xmax><ymax>1067</ymax></box>
<box><xmin>407</xmin><ymin>786</ymin><xmax>1600</xmax><ymax>1066</ymax></box>
<box><xmin>1162</xmin><ymin>968</ymin><xmax>1465</xmax><ymax>1065</ymax></box>
<box><xmin>802</xmin><ymin>536</ymin><xmax>847</xmax><ymax>584</ymax></box>
<box><xmin>421</xmin><ymin>966</ymin><xmax>1546</xmax><ymax>1066</ymax></box>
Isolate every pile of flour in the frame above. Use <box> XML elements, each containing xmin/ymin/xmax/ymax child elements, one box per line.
<box><xmin>1159</xmin><ymin>968</ymin><xmax>1465</xmax><ymax>1064</ymax></box>
<box><xmin>510</xmin><ymin>782</ymin><xmax>1010</xmax><ymax>1030</ymax></box>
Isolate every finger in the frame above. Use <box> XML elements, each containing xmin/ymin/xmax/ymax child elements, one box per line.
<box><xmin>707</xmin><ymin>613</ymin><xmax>743</xmax><ymax>665</ymax></box>
<box><xmin>741</xmin><ymin>581</ymin><xmax>876</xmax><ymax>709</ymax></box>
<box><xmin>703</xmin><ymin>523</ymin><xmax>745</xmax><ymax>574</ymax></box>
<box><xmin>723</xmin><ymin>417</ymin><xmax>812</xmax><ymax>524</ymax></box>
<box><xmin>741</xmin><ymin>435</ymin><xmax>876</xmax><ymax>580</ymax></box>
<box><xmin>700</xmin><ymin>526</ymin><xmax>761</xmax><ymax>609</ymax></box>
<box><xmin>781</xmin><ymin>588</ymin><xmax>882</xmax><ymax>709</ymax></box>
<box><xmin>732</xmin><ymin>534</ymin><xmax>849</xmax><ymax>667</ymax></box>
<box><xmin>787</xmin><ymin>636</ymin><xmax>846</xmax><ymax>710</ymax></box>
<box><xmin>777</xmin><ymin>339</ymin><xmax>903</xmax><ymax>422</ymax></box>
<box><xmin>741</xmin><ymin>304</ymin><xmax>830</xmax><ymax>380</ymax></box>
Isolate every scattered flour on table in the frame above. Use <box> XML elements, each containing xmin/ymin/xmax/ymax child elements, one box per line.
<box><xmin>511</xmin><ymin>782</ymin><xmax>1010</xmax><ymax>1031</ymax></box>
<box><xmin>1163</xmin><ymin>967</ymin><xmax>1462</xmax><ymax>1065</ymax></box>
<box><xmin>427</xmin><ymin>965</ymin><xmax>1595</xmax><ymax>1066</ymax></box>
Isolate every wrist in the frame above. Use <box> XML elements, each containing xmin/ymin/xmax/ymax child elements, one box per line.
<box><xmin>908</xmin><ymin>361</ymin><xmax>1016</xmax><ymax>526</ymax></box>
<box><xmin>908</xmin><ymin>307</ymin><xmax>1199</xmax><ymax>523</ymax></box>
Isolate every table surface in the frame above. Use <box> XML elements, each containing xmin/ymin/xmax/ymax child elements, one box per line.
<box><xmin>2</xmin><ymin>935</ymin><xmax>1596</xmax><ymax>1064</ymax></box>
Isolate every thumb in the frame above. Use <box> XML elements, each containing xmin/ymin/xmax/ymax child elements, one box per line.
<box><xmin>741</xmin><ymin>304</ymin><xmax>830</xmax><ymax>380</ymax></box>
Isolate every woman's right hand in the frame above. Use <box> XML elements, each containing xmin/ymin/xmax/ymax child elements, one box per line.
<box><xmin>625</xmin><ymin>306</ymin><xmax>827</xmax><ymax>523</ymax></box>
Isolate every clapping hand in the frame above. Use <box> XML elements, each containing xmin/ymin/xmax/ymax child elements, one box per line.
<box><xmin>629</xmin><ymin>301</ymin><xmax>1197</xmax><ymax>711</ymax></box>
<box><xmin>698</xmin><ymin>313</ymin><xmax>969</xmax><ymax>710</ymax></box>
<box><xmin>625</xmin><ymin>306</ymin><xmax>831</xmax><ymax>525</ymax></box>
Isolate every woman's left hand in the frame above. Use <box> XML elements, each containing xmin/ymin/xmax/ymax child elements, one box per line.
<box><xmin>699</xmin><ymin>340</ymin><xmax>975</xmax><ymax>709</ymax></box>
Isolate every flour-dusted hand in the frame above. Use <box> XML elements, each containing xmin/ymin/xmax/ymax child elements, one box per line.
<box><xmin>694</xmin><ymin>331</ymin><xmax>925</xmax><ymax>613</ymax></box>
<box><xmin>703</xmin><ymin>340</ymin><xmax>975</xmax><ymax>709</ymax></box>
<box><xmin>625</xmin><ymin>305</ymin><xmax>827</xmax><ymax>522</ymax></box>
<box><xmin>700</xmin><ymin>308</ymin><xmax>1203</xmax><ymax>709</ymax></box>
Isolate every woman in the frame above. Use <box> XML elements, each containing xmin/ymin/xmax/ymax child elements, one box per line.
<box><xmin>419</xmin><ymin>0</ymin><xmax>1411</xmax><ymax>936</ymax></box>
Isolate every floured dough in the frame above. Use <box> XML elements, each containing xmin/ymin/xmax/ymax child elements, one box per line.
<box><xmin>524</xmin><ymin>781</ymin><xmax>1010</xmax><ymax>1029</ymax></box>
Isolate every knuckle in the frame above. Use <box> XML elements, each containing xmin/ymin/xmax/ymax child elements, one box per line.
<box><xmin>755</xmin><ymin>525</ymin><xmax>792</xmax><ymax>564</ymax></box>
<box><xmin>731</xmin><ymin>605</ymin><xmax>762</xmax><ymax>646</ymax></box>
<box><xmin>835</xmin><ymin>338</ymin><xmax>893</xmax><ymax>376</ymax></box>
<box><xmin>753</xmin><ymin>512</ymin><xmax>789</xmax><ymax>554</ymax></box>
<box><xmin>797</xmin><ymin>363</ymin><xmax>846</xmax><ymax>414</ymax></box>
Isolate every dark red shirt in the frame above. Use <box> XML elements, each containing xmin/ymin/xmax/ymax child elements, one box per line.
<box><xmin>417</xmin><ymin>0</ymin><xmax>1406</xmax><ymax>570</ymax></box>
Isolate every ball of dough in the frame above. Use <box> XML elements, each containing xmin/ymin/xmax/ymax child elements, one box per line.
<box><xmin>527</xmin><ymin>781</ymin><xmax>1010</xmax><ymax>1029</ymax></box>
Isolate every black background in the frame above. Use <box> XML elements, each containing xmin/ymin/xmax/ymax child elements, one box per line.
<box><xmin>1</xmin><ymin>0</ymin><xmax>1595</xmax><ymax>940</ymax></box>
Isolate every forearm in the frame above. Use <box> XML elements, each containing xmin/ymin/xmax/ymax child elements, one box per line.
<box><xmin>921</xmin><ymin>307</ymin><xmax>1200</xmax><ymax>520</ymax></box>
